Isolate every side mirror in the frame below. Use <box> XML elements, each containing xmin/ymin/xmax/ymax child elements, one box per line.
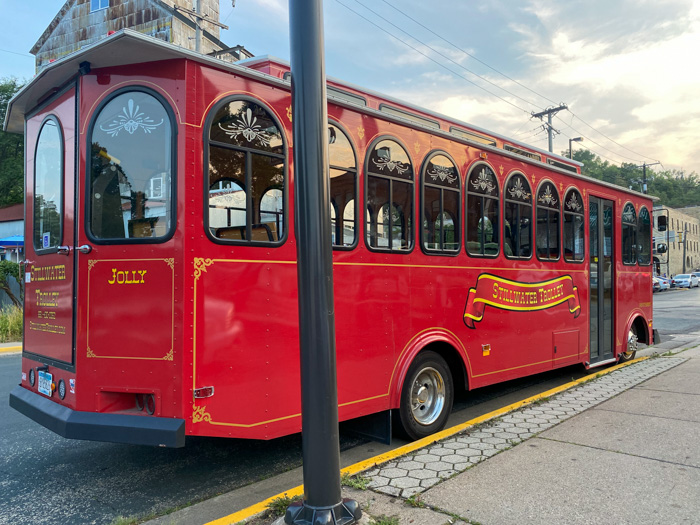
<box><xmin>656</xmin><ymin>243</ymin><xmax>667</xmax><ymax>254</ymax></box>
<box><xmin>657</xmin><ymin>216</ymin><xmax>667</xmax><ymax>232</ymax></box>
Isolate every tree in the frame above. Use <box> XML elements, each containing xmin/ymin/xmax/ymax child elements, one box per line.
<box><xmin>0</xmin><ymin>260</ymin><xmax>21</xmax><ymax>307</ymax></box>
<box><xmin>0</xmin><ymin>77</ymin><xmax>25</xmax><ymax>208</ymax></box>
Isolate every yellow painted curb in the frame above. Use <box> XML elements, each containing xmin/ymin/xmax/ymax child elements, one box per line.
<box><xmin>0</xmin><ymin>346</ymin><xmax>22</xmax><ymax>354</ymax></box>
<box><xmin>206</xmin><ymin>355</ymin><xmax>650</xmax><ymax>525</ymax></box>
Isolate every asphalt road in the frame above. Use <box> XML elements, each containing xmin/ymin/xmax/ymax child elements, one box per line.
<box><xmin>1</xmin><ymin>287</ymin><xmax>696</xmax><ymax>525</ymax></box>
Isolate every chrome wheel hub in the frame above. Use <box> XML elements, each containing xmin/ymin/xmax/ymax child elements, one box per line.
<box><xmin>410</xmin><ymin>367</ymin><xmax>445</xmax><ymax>426</ymax></box>
<box><xmin>626</xmin><ymin>329</ymin><xmax>639</xmax><ymax>356</ymax></box>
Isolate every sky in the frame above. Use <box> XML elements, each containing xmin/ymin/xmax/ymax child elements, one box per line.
<box><xmin>1</xmin><ymin>0</ymin><xmax>699</xmax><ymax>178</ymax></box>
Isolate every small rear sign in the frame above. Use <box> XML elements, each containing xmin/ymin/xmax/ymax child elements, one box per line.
<box><xmin>38</xmin><ymin>371</ymin><xmax>53</xmax><ymax>397</ymax></box>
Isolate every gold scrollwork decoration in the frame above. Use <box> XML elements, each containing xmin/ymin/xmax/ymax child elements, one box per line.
<box><xmin>88</xmin><ymin>260</ymin><xmax>98</xmax><ymax>271</ymax></box>
<box><xmin>499</xmin><ymin>165</ymin><xmax>504</xmax><ymax>175</ymax></box>
<box><xmin>163</xmin><ymin>349</ymin><xmax>174</xmax><ymax>361</ymax></box>
<box><xmin>357</xmin><ymin>127</ymin><xmax>365</xmax><ymax>140</ymax></box>
<box><xmin>164</xmin><ymin>258</ymin><xmax>175</xmax><ymax>270</ymax></box>
<box><xmin>414</xmin><ymin>142</ymin><xmax>421</xmax><ymax>154</ymax></box>
<box><xmin>531</xmin><ymin>174</ymin><xmax>536</xmax><ymax>185</ymax></box>
<box><xmin>192</xmin><ymin>404</ymin><xmax>212</xmax><ymax>424</ymax></box>
<box><xmin>194</xmin><ymin>258</ymin><xmax>214</xmax><ymax>281</ymax></box>
<box><xmin>86</xmin><ymin>347</ymin><xmax>96</xmax><ymax>358</ymax></box>
<box><xmin>286</xmin><ymin>105</ymin><xmax>292</xmax><ymax>122</ymax></box>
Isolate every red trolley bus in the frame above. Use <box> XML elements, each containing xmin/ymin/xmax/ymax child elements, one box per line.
<box><xmin>7</xmin><ymin>30</ymin><xmax>655</xmax><ymax>447</ymax></box>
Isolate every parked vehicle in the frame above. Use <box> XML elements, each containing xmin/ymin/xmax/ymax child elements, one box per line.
<box><xmin>671</xmin><ymin>274</ymin><xmax>699</xmax><ymax>288</ymax></box>
<box><xmin>653</xmin><ymin>277</ymin><xmax>661</xmax><ymax>293</ymax></box>
<box><xmin>657</xmin><ymin>277</ymin><xmax>671</xmax><ymax>291</ymax></box>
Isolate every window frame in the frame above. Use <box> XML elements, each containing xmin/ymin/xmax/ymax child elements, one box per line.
<box><xmin>90</xmin><ymin>0</ymin><xmax>109</xmax><ymax>12</ymax></box>
<box><xmin>621</xmin><ymin>201</ymin><xmax>637</xmax><ymax>266</ymax></box>
<box><xmin>465</xmin><ymin>162</ymin><xmax>500</xmax><ymax>258</ymax></box>
<box><xmin>203</xmin><ymin>95</ymin><xmax>288</xmax><ymax>247</ymax></box>
<box><xmin>562</xmin><ymin>186</ymin><xmax>585</xmax><ymax>264</ymax></box>
<box><xmin>33</xmin><ymin>114</ymin><xmax>65</xmax><ymax>255</ymax></box>
<box><xmin>85</xmin><ymin>86</ymin><xmax>178</xmax><ymax>245</ymax></box>
<box><xmin>420</xmin><ymin>150</ymin><xmax>462</xmax><ymax>256</ymax></box>
<box><xmin>363</xmin><ymin>135</ymin><xmax>415</xmax><ymax>254</ymax></box>
<box><xmin>328</xmin><ymin>119</ymin><xmax>359</xmax><ymax>251</ymax></box>
<box><xmin>502</xmin><ymin>172</ymin><xmax>533</xmax><ymax>261</ymax></box>
<box><xmin>535</xmin><ymin>179</ymin><xmax>561</xmax><ymax>262</ymax></box>
<box><xmin>637</xmin><ymin>205</ymin><xmax>652</xmax><ymax>266</ymax></box>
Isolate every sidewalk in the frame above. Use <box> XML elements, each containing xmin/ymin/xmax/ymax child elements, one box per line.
<box><xmin>150</xmin><ymin>346</ymin><xmax>700</xmax><ymax>525</ymax></box>
<box><xmin>0</xmin><ymin>342</ymin><xmax>22</xmax><ymax>354</ymax></box>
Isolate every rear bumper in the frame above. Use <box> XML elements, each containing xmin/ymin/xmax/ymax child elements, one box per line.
<box><xmin>9</xmin><ymin>385</ymin><xmax>185</xmax><ymax>447</ymax></box>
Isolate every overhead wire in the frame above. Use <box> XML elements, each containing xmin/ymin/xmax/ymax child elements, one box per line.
<box><xmin>333</xmin><ymin>0</ymin><xmax>534</xmax><ymax>116</ymax></box>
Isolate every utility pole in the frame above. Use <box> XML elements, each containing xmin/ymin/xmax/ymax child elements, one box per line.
<box><xmin>532</xmin><ymin>104</ymin><xmax>568</xmax><ymax>153</ymax></box>
<box><xmin>633</xmin><ymin>162</ymin><xmax>661</xmax><ymax>194</ymax></box>
<box><xmin>285</xmin><ymin>1</ymin><xmax>360</xmax><ymax>524</ymax></box>
<box><xmin>682</xmin><ymin>223</ymin><xmax>688</xmax><ymax>273</ymax></box>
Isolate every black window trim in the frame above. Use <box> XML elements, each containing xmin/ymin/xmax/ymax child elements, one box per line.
<box><xmin>465</xmin><ymin>161</ymin><xmax>500</xmax><ymax>258</ymax></box>
<box><xmin>562</xmin><ymin>185</ymin><xmax>585</xmax><ymax>264</ymax></box>
<box><xmin>637</xmin><ymin>205</ymin><xmax>652</xmax><ymax>267</ymax></box>
<box><xmin>85</xmin><ymin>85</ymin><xmax>178</xmax><ymax>245</ymax></box>
<box><xmin>363</xmin><ymin>135</ymin><xmax>415</xmax><ymax>254</ymax></box>
<box><xmin>203</xmin><ymin>94</ymin><xmax>288</xmax><ymax>248</ymax></box>
<box><xmin>419</xmin><ymin>149</ymin><xmax>462</xmax><ymax>257</ymax></box>
<box><xmin>502</xmin><ymin>171</ymin><xmax>533</xmax><ymax>261</ymax></box>
<box><xmin>535</xmin><ymin>179</ymin><xmax>561</xmax><ymax>262</ymax></box>
<box><xmin>33</xmin><ymin>114</ymin><xmax>65</xmax><ymax>255</ymax></box>
<box><xmin>328</xmin><ymin>118</ymin><xmax>359</xmax><ymax>251</ymax></box>
<box><xmin>621</xmin><ymin>201</ymin><xmax>638</xmax><ymax>266</ymax></box>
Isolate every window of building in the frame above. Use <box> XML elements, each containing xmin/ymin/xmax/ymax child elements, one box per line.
<box><xmin>466</xmin><ymin>164</ymin><xmax>499</xmax><ymax>257</ymax></box>
<box><xmin>88</xmin><ymin>90</ymin><xmax>174</xmax><ymax>242</ymax></box>
<box><xmin>34</xmin><ymin>117</ymin><xmax>63</xmax><ymax>251</ymax></box>
<box><xmin>638</xmin><ymin>206</ymin><xmax>651</xmax><ymax>265</ymax></box>
<box><xmin>365</xmin><ymin>138</ymin><xmax>413</xmax><ymax>251</ymax></box>
<box><xmin>328</xmin><ymin>123</ymin><xmax>357</xmax><ymax>248</ymax></box>
<box><xmin>422</xmin><ymin>152</ymin><xmax>460</xmax><ymax>253</ymax></box>
<box><xmin>535</xmin><ymin>181</ymin><xmax>560</xmax><ymax>260</ymax></box>
<box><xmin>91</xmin><ymin>0</ymin><xmax>109</xmax><ymax>12</ymax></box>
<box><xmin>206</xmin><ymin>99</ymin><xmax>285</xmax><ymax>243</ymax></box>
<box><xmin>563</xmin><ymin>188</ymin><xmax>584</xmax><ymax>262</ymax></box>
<box><xmin>622</xmin><ymin>203</ymin><xmax>637</xmax><ymax>265</ymax></box>
<box><xmin>503</xmin><ymin>173</ymin><xmax>532</xmax><ymax>259</ymax></box>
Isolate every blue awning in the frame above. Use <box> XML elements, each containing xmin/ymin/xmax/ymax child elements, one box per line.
<box><xmin>0</xmin><ymin>235</ymin><xmax>23</xmax><ymax>247</ymax></box>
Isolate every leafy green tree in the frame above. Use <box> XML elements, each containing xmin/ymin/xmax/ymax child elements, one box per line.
<box><xmin>0</xmin><ymin>77</ymin><xmax>25</xmax><ymax>207</ymax></box>
<box><xmin>0</xmin><ymin>260</ymin><xmax>21</xmax><ymax>307</ymax></box>
<box><xmin>571</xmin><ymin>150</ymin><xmax>700</xmax><ymax>208</ymax></box>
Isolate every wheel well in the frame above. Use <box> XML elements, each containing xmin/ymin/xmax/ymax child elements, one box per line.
<box><xmin>631</xmin><ymin>316</ymin><xmax>649</xmax><ymax>345</ymax></box>
<box><xmin>420</xmin><ymin>341</ymin><xmax>468</xmax><ymax>394</ymax></box>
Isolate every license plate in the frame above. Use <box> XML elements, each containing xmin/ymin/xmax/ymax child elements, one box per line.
<box><xmin>38</xmin><ymin>371</ymin><xmax>53</xmax><ymax>397</ymax></box>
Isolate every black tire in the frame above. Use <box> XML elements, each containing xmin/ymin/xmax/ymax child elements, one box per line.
<box><xmin>395</xmin><ymin>351</ymin><xmax>454</xmax><ymax>441</ymax></box>
<box><xmin>619</xmin><ymin>324</ymin><xmax>638</xmax><ymax>362</ymax></box>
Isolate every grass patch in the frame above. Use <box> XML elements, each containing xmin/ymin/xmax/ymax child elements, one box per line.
<box><xmin>0</xmin><ymin>305</ymin><xmax>22</xmax><ymax>343</ymax></box>
<box><xmin>109</xmin><ymin>517</ymin><xmax>139</xmax><ymax>525</ymax></box>
<box><xmin>341</xmin><ymin>472</ymin><xmax>372</xmax><ymax>490</ymax></box>
<box><xmin>369</xmin><ymin>515</ymin><xmax>400</xmax><ymax>525</ymax></box>
<box><xmin>267</xmin><ymin>493</ymin><xmax>303</xmax><ymax>518</ymax></box>
<box><xmin>406</xmin><ymin>494</ymin><xmax>425</xmax><ymax>508</ymax></box>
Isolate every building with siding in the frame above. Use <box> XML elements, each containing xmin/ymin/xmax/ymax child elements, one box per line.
<box><xmin>653</xmin><ymin>206</ymin><xmax>700</xmax><ymax>277</ymax></box>
<box><xmin>31</xmin><ymin>0</ymin><xmax>252</xmax><ymax>73</ymax></box>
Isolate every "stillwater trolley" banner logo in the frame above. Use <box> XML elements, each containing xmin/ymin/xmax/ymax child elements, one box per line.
<box><xmin>464</xmin><ymin>274</ymin><xmax>581</xmax><ymax>329</ymax></box>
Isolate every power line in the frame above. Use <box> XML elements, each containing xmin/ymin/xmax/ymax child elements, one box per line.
<box><xmin>0</xmin><ymin>48</ymin><xmax>32</xmax><ymax>58</ymax></box>
<box><xmin>333</xmin><ymin>0</ymin><xmax>533</xmax><ymax>115</ymax></box>
<box><xmin>378</xmin><ymin>0</ymin><xmax>559</xmax><ymax>107</ymax></box>
<box><xmin>348</xmin><ymin>0</ymin><xmax>544</xmax><ymax>112</ymax></box>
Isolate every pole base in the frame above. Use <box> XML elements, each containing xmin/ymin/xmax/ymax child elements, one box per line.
<box><xmin>284</xmin><ymin>498</ymin><xmax>361</xmax><ymax>525</ymax></box>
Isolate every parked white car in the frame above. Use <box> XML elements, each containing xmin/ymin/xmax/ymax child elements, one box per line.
<box><xmin>671</xmin><ymin>274</ymin><xmax>699</xmax><ymax>288</ymax></box>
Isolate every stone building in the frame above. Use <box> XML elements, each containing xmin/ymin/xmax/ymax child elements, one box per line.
<box><xmin>653</xmin><ymin>206</ymin><xmax>700</xmax><ymax>276</ymax></box>
<box><xmin>31</xmin><ymin>0</ymin><xmax>252</xmax><ymax>73</ymax></box>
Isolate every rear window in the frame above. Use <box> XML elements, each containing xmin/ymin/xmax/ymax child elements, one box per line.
<box><xmin>33</xmin><ymin>117</ymin><xmax>63</xmax><ymax>251</ymax></box>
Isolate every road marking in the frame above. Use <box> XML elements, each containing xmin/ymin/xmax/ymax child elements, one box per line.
<box><xmin>204</xmin><ymin>356</ymin><xmax>650</xmax><ymax>525</ymax></box>
<box><xmin>0</xmin><ymin>346</ymin><xmax>21</xmax><ymax>354</ymax></box>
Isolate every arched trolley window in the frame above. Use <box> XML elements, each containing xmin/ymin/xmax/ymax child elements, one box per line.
<box><xmin>563</xmin><ymin>188</ymin><xmax>584</xmax><ymax>262</ymax></box>
<box><xmin>536</xmin><ymin>180</ymin><xmax>560</xmax><ymax>261</ymax></box>
<box><xmin>206</xmin><ymin>99</ymin><xmax>286</xmax><ymax>243</ymax></box>
<box><xmin>328</xmin><ymin>122</ymin><xmax>357</xmax><ymax>248</ymax></box>
<box><xmin>638</xmin><ymin>206</ymin><xmax>651</xmax><ymax>265</ymax></box>
<box><xmin>503</xmin><ymin>173</ymin><xmax>532</xmax><ymax>259</ymax></box>
<box><xmin>421</xmin><ymin>152</ymin><xmax>460</xmax><ymax>253</ymax></box>
<box><xmin>365</xmin><ymin>138</ymin><xmax>413</xmax><ymax>252</ymax></box>
<box><xmin>87</xmin><ymin>90</ymin><xmax>175</xmax><ymax>242</ymax></box>
<box><xmin>34</xmin><ymin>116</ymin><xmax>63</xmax><ymax>252</ymax></box>
<box><xmin>466</xmin><ymin>164</ymin><xmax>499</xmax><ymax>257</ymax></box>
<box><xmin>622</xmin><ymin>202</ymin><xmax>637</xmax><ymax>265</ymax></box>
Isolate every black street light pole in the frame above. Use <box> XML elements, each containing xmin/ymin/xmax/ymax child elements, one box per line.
<box><xmin>286</xmin><ymin>1</ymin><xmax>360</xmax><ymax>524</ymax></box>
<box><xmin>569</xmin><ymin>136</ymin><xmax>583</xmax><ymax>159</ymax></box>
